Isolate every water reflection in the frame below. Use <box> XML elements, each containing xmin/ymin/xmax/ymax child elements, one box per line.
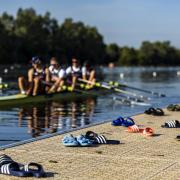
<box><xmin>18</xmin><ymin>98</ymin><xmax>96</xmax><ymax>138</ymax></box>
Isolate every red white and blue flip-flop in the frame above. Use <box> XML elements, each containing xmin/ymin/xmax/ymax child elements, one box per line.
<box><xmin>126</xmin><ymin>125</ymin><xmax>154</xmax><ymax>136</ymax></box>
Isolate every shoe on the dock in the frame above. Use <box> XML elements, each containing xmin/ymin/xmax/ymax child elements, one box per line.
<box><xmin>22</xmin><ymin>162</ymin><xmax>45</xmax><ymax>178</ymax></box>
<box><xmin>161</xmin><ymin>120</ymin><xmax>180</xmax><ymax>128</ymax></box>
<box><xmin>0</xmin><ymin>154</ymin><xmax>31</xmax><ymax>177</ymax></box>
<box><xmin>176</xmin><ymin>135</ymin><xmax>180</xmax><ymax>140</ymax></box>
<box><xmin>85</xmin><ymin>131</ymin><xmax>120</xmax><ymax>144</ymax></box>
<box><xmin>126</xmin><ymin>125</ymin><xmax>154</xmax><ymax>136</ymax></box>
<box><xmin>167</xmin><ymin>104</ymin><xmax>180</xmax><ymax>111</ymax></box>
<box><xmin>62</xmin><ymin>134</ymin><xmax>79</xmax><ymax>147</ymax></box>
<box><xmin>76</xmin><ymin>135</ymin><xmax>93</xmax><ymax>146</ymax></box>
<box><xmin>144</xmin><ymin>107</ymin><xmax>164</xmax><ymax>116</ymax></box>
<box><xmin>112</xmin><ymin>116</ymin><xmax>135</xmax><ymax>127</ymax></box>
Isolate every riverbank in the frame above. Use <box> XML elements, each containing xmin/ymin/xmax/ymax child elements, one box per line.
<box><xmin>0</xmin><ymin>108</ymin><xmax>180</xmax><ymax>179</ymax></box>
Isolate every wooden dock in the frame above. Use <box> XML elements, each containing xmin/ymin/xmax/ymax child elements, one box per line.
<box><xmin>0</xmin><ymin>108</ymin><xmax>180</xmax><ymax>179</ymax></box>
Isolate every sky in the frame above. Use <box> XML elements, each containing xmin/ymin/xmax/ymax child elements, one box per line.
<box><xmin>0</xmin><ymin>0</ymin><xmax>180</xmax><ymax>48</ymax></box>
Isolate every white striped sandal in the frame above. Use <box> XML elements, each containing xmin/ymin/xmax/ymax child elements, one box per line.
<box><xmin>0</xmin><ymin>154</ymin><xmax>31</xmax><ymax>177</ymax></box>
<box><xmin>85</xmin><ymin>131</ymin><xmax>120</xmax><ymax>144</ymax></box>
<box><xmin>161</xmin><ymin>120</ymin><xmax>180</xmax><ymax>128</ymax></box>
<box><xmin>22</xmin><ymin>162</ymin><xmax>45</xmax><ymax>178</ymax></box>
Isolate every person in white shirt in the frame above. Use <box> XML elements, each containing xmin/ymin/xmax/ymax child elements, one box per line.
<box><xmin>66</xmin><ymin>58</ymin><xmax>82</xmax><ymax>90</ymax></box>
<box><xmin>82</xmin><ymin>61</ymin><xmax>96</xmax><ymax>88</ymax></box>
<box><xmin>48</xmin><ymin>57</ymin><xmax>65</xmax><ymax>93</ymax></box>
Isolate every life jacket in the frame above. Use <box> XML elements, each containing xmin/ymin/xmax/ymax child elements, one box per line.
<box><xmin>33</xmin><ymin>67</ymin><xmax>46</xmax><ymax>80</ymax></box>
<box><xmin>49</xmin><ymin>65</ymin><xmax>60</xmax><ymax>77</ymax></box>
<box><xmin>71</xmin><ymin>66</ymin><xmax>82</xmax><ymax>77</ymax></box>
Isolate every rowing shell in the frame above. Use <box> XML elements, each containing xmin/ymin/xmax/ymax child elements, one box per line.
<box><xmin>0</xmin><ymin>94</ymin><xmax>27</xmax><ymax>100</ymax></box>
<box><xmin>0</xmin><ymin>90</ymin><xmax>98</xmax><ymax>108</ymax></box>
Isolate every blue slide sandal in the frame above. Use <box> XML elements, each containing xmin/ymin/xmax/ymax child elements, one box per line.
<box><xmin>112</xmin><ymin>116</ymin><xmax>135</xmax><ymax>127</ymax></box>
<box><xmin>76</xmin><ymin>135</ymin><xmax>93</xmax><ymax>146</ymax></box>
<box><xmin>62</xmin><ymin>134</ymin><xmax>79</xmax><ymax>147</ymax></box>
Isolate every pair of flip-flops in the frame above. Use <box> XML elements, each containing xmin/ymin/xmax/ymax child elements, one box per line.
<box><xmin>0</xmin><ymin>154</ymin><xmax>45</xmax><ymax>177</ymax></box>
<box><xmin>161</xmin><ymin>120</ymin><xmax>180</xmax><ymax>128</ymax></box>
<box><xmin>62</xmin><ymin>131</ymin><xmax>120</xmax><ymax>146</ymax></box>
<box><xmin>112</xmin><ymin>116</ymin><xmax>135</xmax><ymax>127</ymax></box>
<box><xmin>62</xmin><ymin>134</ymin><xmax>92</xmax><ymax>147</ymax></box>
<box><xmin>126</xmin><ymin>125</ymin><xmax>154</xmax><ymax>136</ymax></box>
<box><xmin>144</xmin><ymin>107</ymin><xmax>164</xmax><ymax>116</ymax></box>
<box><xmin>167</xmin><ymin>104</ymin><xmax>180</xmax><ymax>111</ymax></box>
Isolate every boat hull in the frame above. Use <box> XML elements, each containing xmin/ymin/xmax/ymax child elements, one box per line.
<box><xmin>0</xmin><ymin>90</ymin><xmax>98</xmax><ymax>108</ymax></box>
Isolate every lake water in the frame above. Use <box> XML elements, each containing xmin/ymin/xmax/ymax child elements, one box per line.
<box><xmin>0</xmin><ymin>66</ymin><xmax>180</xmax><ymax>147</ymax></box>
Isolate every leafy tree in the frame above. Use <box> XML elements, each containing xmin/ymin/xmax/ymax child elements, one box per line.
<box><xmin>105</xmin><ymin>43</ymin><xmax>120</xmax><ymax>64</ymax></box>
<box><xmin>118</xmin><ymin>47</ymin><xmax>138</xmax><ymax>66</ymax></box>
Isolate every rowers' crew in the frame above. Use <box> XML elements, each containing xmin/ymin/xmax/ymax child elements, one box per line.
<box><xmin>82</xmin><ymin>61</ymin><xmax>96</xmax><ymax>88</ymax></box>
<box><xmin>66</xmin><ymin>58</ymin><xmax>82</xmax><ymax>90</ymax></box>
<box><xmin>48</xmin><ymin>57</ymin><xmax>65</xmax><ymax>93</ymax></box>
<box><xmin>18</xmin><ymin>56</ymin><xmax>50</xmax><ymax>96</ymax></box>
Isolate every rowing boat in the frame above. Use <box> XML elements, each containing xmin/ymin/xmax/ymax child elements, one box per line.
<box><xmin>0</xmin><ymin>89</ymin><xmax>99</xmax><ymax>108</ymax></box>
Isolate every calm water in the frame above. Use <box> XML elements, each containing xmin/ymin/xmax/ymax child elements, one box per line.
<box><xmin>0</xmin><ymin>66</ymin><xmax>180</xmax><ymax>146</ymax></box>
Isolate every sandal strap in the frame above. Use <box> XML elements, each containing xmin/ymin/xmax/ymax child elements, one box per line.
<box><xmin>165</xmin><ymin>120</ymin><xmax>178</xmax><ymax>128</ymax></box>
<box><xmin>154</xmin><ymin>108</ymin><xmax>164</xmax><ymax>115</ymax></box>
<box><xmin>142</xmin><ymin>128</ymin><xmax>153</xmax><ymax>136</ymax></box>
<box><xmin>85</xmin><ymin>131</ymin><xmax>98</xmax><ymax>140</ymax></box>
<box><xmin>127</xmin><ymin>125</ymin><xmax>139</xmax><ymax>132</ymax></box>
<box><xmin>1</xmin><ymin>163</ymin><xmax>12</xmax><ymax>174</ymax></box>
<box><xmin>86</xmin><ymin>131</ymin><xmax>107</xmax><ymax>144</ymax></box>
<box><xmin>0</xmin><ymin>155</ymin><xmax>14</xmax><ymax>165</ymax></box>
<box><xmin>145</xmin><ymin>107</ymin><xmax>156</xmax><ymax>114</ymax></box>
<box><xmin>24</xmin><ymin>162</ymin><xmax>42</xmax><ymax>172</ymax></box>
<box><xmin>95</xmin><ymin>135</ymin><xmax>107</xmax><ymax>144</ymax></box>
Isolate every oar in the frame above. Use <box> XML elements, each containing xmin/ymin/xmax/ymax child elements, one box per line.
<box><xmin>113</xmin><ymin>96</ymin><xmax>151</xmax><ymax>106</ymax></box>
<box><xmin>109</xmin><ymin>81</ymin><xmax>166</xmax><ymax>97</ymax></box>
<box><xmin>41</xmin><ymin>80</ymin><xmax>95</xmax><ymax>96</ymax></box>
<box><xmin>78</xmin><ymin>78</ymin><xmax>150</xmax><ymax>100</ymax></box>
<box><xmin>112</xmin><ymin>96</ymin><xmax>131</xmax><ymax>106</ymax></box>
<box><xmin>115</xmin><ymin>93</ymin><xmax>144</xmax><ymax>102</ymax></box>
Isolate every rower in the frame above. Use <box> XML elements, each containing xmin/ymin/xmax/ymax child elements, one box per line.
<box><xmin>48</xmin><ymin>57</ymin><xmax>65</xmax><ymax>93</ymax></box>
<box><xmin>82</xmin><ymin>61</ymin><xmax>96</xmax><ymax>88</ymax></box>
<box><xmin>18</xmin><ymin>56</ymin><xmax>50</xmax><ymax>96</ymax></box>
<box><xmin>66</xmin><ymin>58</ymin><xmax>82</xmax><ymax>90</ymax></box>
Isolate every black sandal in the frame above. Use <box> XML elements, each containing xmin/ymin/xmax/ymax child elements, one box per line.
<box><xmin>167</xmin><ymin>104</ymin><xmax>180</xmax><ymax>111</ymax></box>
<box><xmin>144</xmin><ymin>107</ymin><xmax>156</xmax><ymax>114</ymax></box>
<box><xmin>85</xmin><ymin>131</ymin><xmax>120</xmax><ymax>144</ymax></box>
<box><xmin>145</xmin><ymin>107</ymin><xmax>164</xmax><ymax>116</ymax></box>
<box><xmin>152</xmin><ymin>108</ymin><xmax>164</xmax><ymax>116</ymax></box>
<box><xmin>161</xmin><ymin>120</ymin><xmax>180</xmax><ymax>128</ymax></box>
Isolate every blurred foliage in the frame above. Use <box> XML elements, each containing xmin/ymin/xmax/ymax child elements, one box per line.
<box><xmin>0</xmin><ymin>8</ymin><xmax>180</xmax><ymax>66</ymax></box>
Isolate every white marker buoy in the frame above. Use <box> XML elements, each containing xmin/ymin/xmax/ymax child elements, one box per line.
<box><xmin>177</xmin><ymin>71</ymin><xmax>180</xmax><ymax>76</ymax></box>
<box><xmin>152</xmin><ymin>72</ymin><xmax>157</xmax><ymax>77</ymax></box>
<box><xmin>0</xmin><ymin>77</ymin><xmax>2</xmax><ymax>84</ymax></box>
<box><xmin>120</xmin><ymin>73</ymin><xmax>124</xmax><ymax>79</ymax></box>
<box><xmin>4</xmin><ymin>69</ymin><xmax>8</xmax><ymax>74</ymax></box>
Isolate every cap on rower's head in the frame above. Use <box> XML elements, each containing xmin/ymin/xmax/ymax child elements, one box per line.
<box><xmin>31</xmin><ymin>56</ymin><xmax>41</xmax><ymax>64</ymax></box>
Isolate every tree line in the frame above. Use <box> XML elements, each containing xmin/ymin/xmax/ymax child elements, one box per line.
<box><xmin>0</xmin><ymin>8</ymin><xmax>180</xmax><ymax>66</ymax></box>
